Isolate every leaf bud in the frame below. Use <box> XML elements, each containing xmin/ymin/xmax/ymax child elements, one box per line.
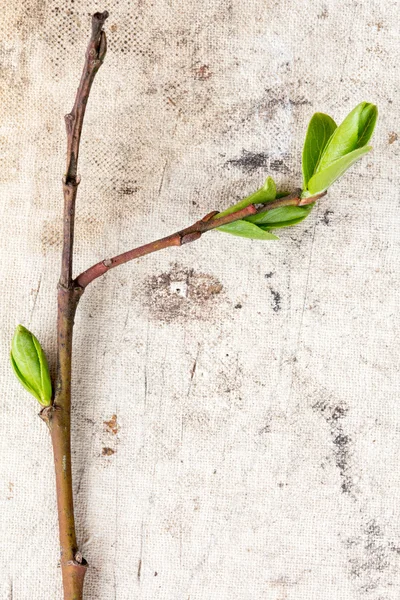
<box><xmin>10</xmin><ymin>325</ymin><xmax>52</xmax><ymax>406</ymax></box>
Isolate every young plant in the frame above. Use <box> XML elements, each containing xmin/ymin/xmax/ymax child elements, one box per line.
<box><xmin>10</xmin><ymin>12</ymin><xmax>377</xmax><ymax>600</ymax></box>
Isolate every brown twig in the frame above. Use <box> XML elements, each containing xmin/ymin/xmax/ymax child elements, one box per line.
<box><xmin>75</xmin><ymin>204</ymin><xmax>257</xmax><ymax>288</ymax></box>
<box><xmin>42</xmin><ymin>12</ymin><xmax>109</xmax><ymax>600</ymax></box>
<box><xmin>75</xmin><ymin>189</ymin><xmax>326</xmax><ymax>289</ymax></box>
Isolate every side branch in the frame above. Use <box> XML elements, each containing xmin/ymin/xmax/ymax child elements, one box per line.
<box><xmin>75</xmin><ymin>189</ymin><xmax>326</xmax><ymax>289</ymax></box>
<box><xmin>75</xmin><ymin>204</ymin><xmax>257</xmax><ymax>288</ymax></box>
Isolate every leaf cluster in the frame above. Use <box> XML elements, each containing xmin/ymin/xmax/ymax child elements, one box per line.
<box><xmin>218</xmin><ymin>102</ymin><xmax>377</xmax><ymax>240</ymax></box>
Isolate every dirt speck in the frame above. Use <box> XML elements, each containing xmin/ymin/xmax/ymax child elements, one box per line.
<box><xmin>388</xmin><ymin>132</ymin><xmax>398</xmax><ymax>144</ymax></box>
<box><xmin>143</xmin><ymin>263</ymin><xmax>224</xmax><ymax>323</ymax></box>
<box><xmin>7</xmin><ymin>482</ymin><xmax>14</xmax><ymax>500</ymax></box>
<box><xmin>313</xmin><ymin>398</ymin><xmax>353</xmax><ymax>494</ymax></box>
<box><xmin>226</xmin><ymin>150</ymin><xmax>269</xmax><ymax>173</ymax></box>
<box><xmin>104</xmin><ymin>414</ymin><xmax>119</xmax><ymax>435</ymax></box>
<box><xmin>102</xmin><ymin>447</ymin><xmax>115</xmax><ymax>456</ymax></box>
<box><xmin>348</xmin><ymin>520</ymin><xmax>391</xmax><ymax>592</ymax></box>
<box><xmin>321</xmin><ymin>209</ymin><xmax>334</xmax><ymax>226</ymax></box>
<box><xmin>270</xmin><ymin>289</ymin><xmax>281</xmax><ymax>312</ymax></box>
<box><xmin>192</xmin><ymin>64</ymin><xmax>212</xmax><ymax>80</ymax></box>
<box><xmin>226</xmin><ymin>150</ymin><xmax>290</xmax><ymax>174</ymax></box>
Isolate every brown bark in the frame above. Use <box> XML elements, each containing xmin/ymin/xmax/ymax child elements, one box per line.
<box><xmin>43</xmin><ymin>12</ymin><xmax>109</xmax><ymax>600</ymax></box>
<box><xmin>42</xmin><ymin>286</ymin><xmax>85</xmax><ymax>599</ymax></box>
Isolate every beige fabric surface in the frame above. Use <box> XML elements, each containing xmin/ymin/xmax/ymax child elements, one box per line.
<box><xmin>1</xmin><ymin>1</ymin><xmax>399</xmax><ymax>598</ymax></box>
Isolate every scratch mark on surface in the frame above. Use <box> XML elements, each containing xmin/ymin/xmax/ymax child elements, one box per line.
<box><xmin>187</xmin><ymin>344</ymin><xmax>201</xmax><ymax>399</ymax></box>
<box><xmin>158</xmin><ymin>159</ymin><xmax>168</xmax><ymax>196</ymax></box>
<box><xmin>123</xmin><ymin>307</ymin><xmax>130</xmax><ymax>331</ymax></box>
<box><xmin>75</xmin><ymin>466</ymin><xmax>85</xmax><ymax>497</ymax></box>
<box><xmin>144</xmin><ymin>322</ymin><xmax>150</xmax><ymax>408</ymax></box>
<box><xmin>138</xmin><ymin>520</ymin><xmax>144</xmax><ymax>583</ymax></box>
<box><xmin>179</xmin><ymin>521</ymin><xmax>183</xmax><ymax>567</ymax></box>
<box><xmin>29</xmin><ymin>274</ymin><xmax>42</xmax><ymax>324</ymax></box>
<box><xmin>296</xmin><ymin>208</ymin><xmax>319</xmax><ymax>350</ymax></box>
<box><xmin>286</xmin><ymin>210</ymin><xmax>319</xmax><ymax>406</ymax></box>
<box><xmin>8</xmin><ymin>578</ymin><xmax>13</xmax><ymax>600</ymax></box>
<box><xmin>190</xmin><ymin>356</ymin><xmax>198</xmax><ymax>381</ymax></box>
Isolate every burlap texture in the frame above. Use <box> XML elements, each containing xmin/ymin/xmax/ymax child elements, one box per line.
<box><xmin>1</xmin><ymin>1</ymin><xmax>399</xmax><ymax>598</ymax></box>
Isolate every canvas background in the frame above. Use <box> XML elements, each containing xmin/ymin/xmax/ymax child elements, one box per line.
<box><xmin>1</xmin><ymin>1</ymin><xmax>399</xmax><ymax>598</ymax></box>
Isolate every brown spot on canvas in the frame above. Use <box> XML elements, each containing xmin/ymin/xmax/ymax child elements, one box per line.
<box><xmin>104</xmin><ymin>414</ymin><xmax>119</xmax><ymax>435</ymax></box>
<box><xmin>143</xmin><ymin>263</ymin><xmax>225</xmax><ymax>323</ymax></box>
<box><xmin>192</xmin><ymin>64</ymin><xmax>212</xmax><ymax>80</ymax></box>
<box><xmin>388</xmin><ymin>132</ymin><xmax>398</xmax><ymax>144</ymax></box>
<box><xmin>7</xmin><ymin>482</ymin><xmax>14</xmax><ymax>500</ymax></box>
<box><xmin>102</xmin><ymin>447</ymin><xmax>115</xmax><ymax>456</ymax></box>
<box><xmin>40</xmin><ymin>215</ymin><xmax>104</xmax><ymax>254</ymax></box>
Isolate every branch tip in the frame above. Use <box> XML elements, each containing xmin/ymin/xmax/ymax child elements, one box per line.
<box><xmin>92</xmin><ymin>11</ymin><xmax>109</xmax><ymax>32</ymax></box>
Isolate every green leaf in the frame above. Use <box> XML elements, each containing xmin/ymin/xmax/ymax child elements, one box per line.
<box><xmin>317</xmin><ymin>102</ymin><xmax>377</xmax><ymax>171</ymax></box>
<box><xmin>245</xmin><ymin>204</ymin><xmax>314</xmax><ymax>226</ymax></box>
<box><xmin>308</xmin><ymin>145</ymin><xmax>372</xmax><ymax>195</ymax></box>
<box><xmin>10</xmin><ymin>353</ymin><xmax>39</xmax><ymax>399</ymax></box>
<box><xmin>357</xmin><ymin>103</ymin><xmax>378</xmax><ymax>148</ymax></box>
<box><xmin>259</xmin><ymin>216</ymin><xmax>311</xmax><ymax>230</ymax></box>
<box><xmin>216</xmin><ymin>176</ymin><xmax>276</xmax><ymax>218</ymax></box>
<box><xmin>217</xmin><ymin>220</ymin><xmax>279</xmax><ymax>240</ymax></box>
<box><xmin>302</xmin><ymin>113</ymin><xmax>337</xmax><ymax>188</ymax></box>
<box><xmin>11</xmin><ymin>325</ymin><xmax>52</xmax><ymax>406</ymax></box>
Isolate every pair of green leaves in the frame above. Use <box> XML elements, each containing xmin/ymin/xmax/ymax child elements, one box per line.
<box><xmin>216</xmin><ymin>176</ymin><xmax>312</xmax><ymax>240</ymax></box>
<box><xmin>11</xmin><ymin>325</ymin><xmax>52</xmax><ymax>406</ymax></box>
<box><xmin>301</xmin><ymin>101</ymin><xmax>378</xmax><ymax>197</ymax></box>
<box><xmin>217</xmin><ymin>101</ymin><xmax>377</xmax><ymax>240</ymax></box>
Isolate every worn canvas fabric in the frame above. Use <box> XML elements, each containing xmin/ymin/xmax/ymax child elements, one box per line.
<box><xmin>0</xmin><ymin>1</ymin><xmax>399</xmax><ymax>598</ymax></box>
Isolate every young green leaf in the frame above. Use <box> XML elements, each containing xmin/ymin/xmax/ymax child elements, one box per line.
<box><xmin>302</xmin><ymin>113</ymin><xmax>337</xmax><ymax>188</ymax></box>
<box><xmin>259</xmin><ymin>216</ymin><xmax>311</xmax><ymax>230</ymax></box>
<box><xmin>357</xmin><ymin>103</ymin><xmax>379</xmax><ymax>148</ymax></box>
<box><xmin>245</xmin><ymin>204</ymin><xmax>314</xmax><ymax>226</ymax></box>
<box><xmin>217</xmin><ymin>220</ymin><xmax>279</xmax><ymax>240</ymax></box>
<box><xmin>307</xmin><ymin>145</ymin><xmax>372</xmax><ymax>195</ymax></box>
<box><xmin>216</xmin><ymin>176</ymin><xmax>276</xmax><ymax>218</ymax></box>
<box><xmin>10</xmin><ymin>325</ymin><xmax>52</xmax><ymax>406</ymax></box>
<box><xmin>317</xmin><ymin>102</ymin><xmax>377</xmax><ymax>171</ymax></box>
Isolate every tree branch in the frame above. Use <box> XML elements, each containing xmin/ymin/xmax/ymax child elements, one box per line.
<box><xmin>45</xmin><ymin>11</ymin><xmax>109</xmax><ymax>600</ymax></box>
<box><xmin>61</xmin><ymin>10</ymin><xmax>108</xmax><ymax>289</ymax></box>
<box><xmin>75</xmin><ymin>204</ymin><xmax>257</xmax><ymax>288</ymax></box>
<box><xmin>75</xmin><ymin>189</ymin><xmax>326</xmax><ymax>289</ymax></box>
